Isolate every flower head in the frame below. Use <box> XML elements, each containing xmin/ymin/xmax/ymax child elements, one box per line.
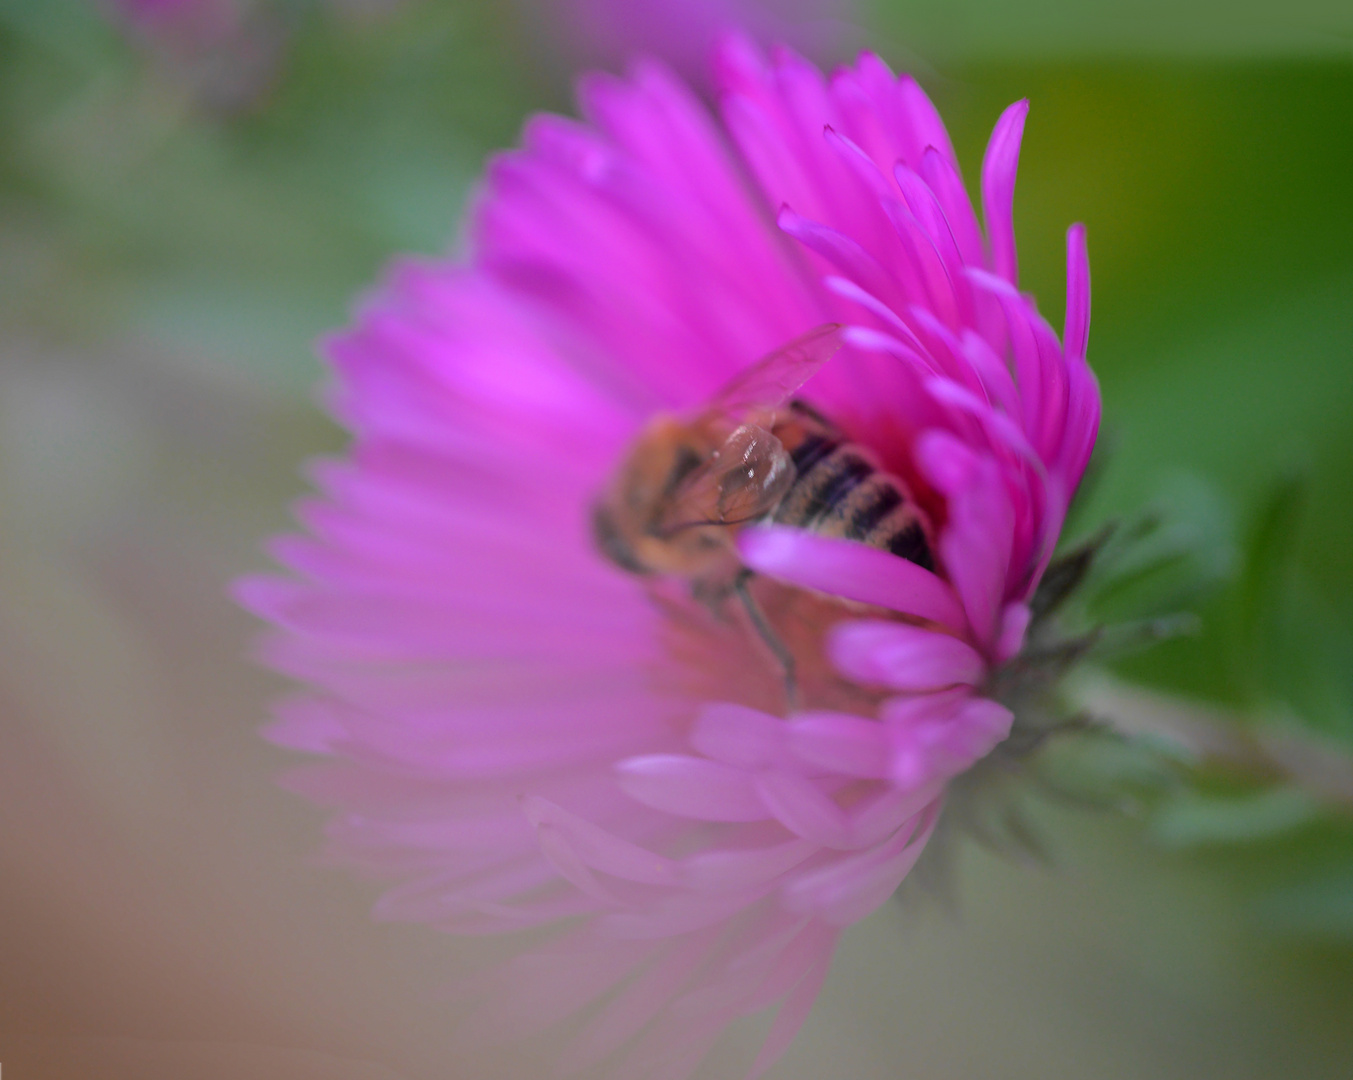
<box><xmin>240</xmin><ymin>37</ymin><xmax>1098</xmax><ymax>1077</ymax></box>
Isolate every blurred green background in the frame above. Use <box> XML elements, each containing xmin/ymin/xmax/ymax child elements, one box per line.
<box><xmin>1</xmin><ymin>1</ymin><xmax>1351</xmax><ymax>1077</ymax></box>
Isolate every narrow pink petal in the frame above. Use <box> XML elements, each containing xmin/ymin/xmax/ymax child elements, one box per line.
<box><xmin>1064</xmin><ymin>222</ymin><xmax>1091</xmax><ymax>359</ymax></box>
<box><xmin>892</xmin><ymin>163</ymin><xmax>974</xmax><ymax>318</ymax></box>
<box><xmin>754</xmin><ymin>770</ymin><xmax>851</xmax><ymax>847</ymax></box>
<box><xmin>980</xmin><ymin>99</ymin><xmax>1029</xmax><ymax>285</ymax></box>
<box><xmin>885</xmin><ymin>696</ymin><xmax>1013</xmax><ymax>787</ymax></box>
<box><xmin>916</xmin><ymin>432</ymin><xmax>1014</xmax><ymax>650</ymax></box>
<box><xmin>846</xmin><ymin>781</ymin><xmax>946</xmax><ymax>848</ymax></box>
<box><xmin>965</xmin><ymin>265</ymin><xmax>1045</xmax><ymax>440</ymax></box>
<box><xmin>821</xmin><ymin>124</ymin><xmax>891</xmax><ymax>198</ymax></box>
<box><xmin>738</xmin><ymin>525</ymin><xmax>967</xmax><ymax>632</ymax></box>
<box><xmin>996</xmin><ymin>602</ymin><xmax>1031</xmax><ymax>663</ymax></box>
<box><xmin>823</xmin><ymin>275</ymin><xmax>928</xmax><ymax>354</ymax></box>
<box><xmin>1056</xmin><ymin>354</ymin><xmax>1101</xmax><ymax>491</ymax></box>
<box><xmin>919</xmin><ymin>146</ymin><xmax>986</xmax><ymax>271</ymax></box>
<box><xmin>522</xmin><ymin>797</ymin><xmax>677</xmax><ymax>886</ymax></box>
<box><xmin>878</xmin><ymin>687</ymin><xmax>968</xmax><ymax>728</ymax></box>
<box><xmin>878</xmin><ymin>195</ymin><xmax>960</xmax><ymax>328</ymax></box>
<box><xmin>842</xmin><ymin>325</ymin><xmax>943</xmax><ymax>380</ymax></box>
<box><xmin>948</xmin><ymin>697</ymin><xmax>1015</xmax><ymax>757</ymax></box>
<box><xmin>690</xmin><ymin>703</ymin><xmax>787</xmax><ymax>769</ymax></box>
<box><xmin>735</xmin><ymin>918</ymin><xmax>837</xmax><ymax>1015</ymax></box>
<box><xmin>788</xmin><ymin>712</ymin><xmax>891</xmax><ymax>778</ymax></box>
<box><xmin>777</xmin><ymin>205</ymin><xmax>904</xmax><ymax>310</ymax></box>
<box><xmin>598</xmin><ymin>887</ymin><xmax>771</xmax><ymax>940</ymax></box>
<box><xmin>558</xmin><ymin>930</ymin><xmax>721</xmax><ymax>1076</ymax></box>
<box><xmin>780</xmin><ymin>807</ymin><xmax>922</xmax><ymax>921</ymax></box>
<box><xmin>747</xmin><ymin>947</ymin><xmax>835</xmax><ymax>1079</ymax></box>
<box><xmin>534</xmin><ymin>822</ymin><xmax>624</xmax><ymax>905</ymax></box>
<box><xmin>816</xmin><ymin>802</ymin><xmax>939</xmax><ymax>925</ymax></box>
<box><xmin>616</xmin><ymin>755</ymin><xmax>768</xmax><ymax>822</ymax></box>
<box><xmin>924</xmin><ymin>375</ymin><xmax>1042</xmax><ymax>469</ymax></box>
<box><xmin>679</xmin><ymin>838</ymin><xmax>817</xmax><ymax>892</ymax></box>
<box><xmin>830</xmin><ymin>621</ymin><xmax>985</xmax><ymax>691</ymax></box>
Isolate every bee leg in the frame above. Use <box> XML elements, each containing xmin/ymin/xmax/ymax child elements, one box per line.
<box><xmin>733</xmin><ymin>572</ymin><xmax>799</xmax><ymax>712</ymax></box>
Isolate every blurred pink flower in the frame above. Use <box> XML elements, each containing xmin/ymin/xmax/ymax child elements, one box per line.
<box><xmin>537</xmin><ymin>0</ymin><xmax>859</xmax><ymax>79</ymax></box>
<box><xmin>105</xmin><ymin>0</ymin><xmax>240</xmax><ymax>44</ymax></box>
<box><xmin>240</xmin><ymin>37</ymin><xmax>1097</xmax><ymax>1077</ymax></box>
<box><xmin>101</xmin><ymin>0</ymin><xmax>283</xmax><ymax>111</ymax></box>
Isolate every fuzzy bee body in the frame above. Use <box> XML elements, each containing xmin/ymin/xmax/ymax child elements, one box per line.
<box><xmin>590</xmin><ymin>326</ymin><xmax>934</xmax><ymax>706</ymax></box>
<box><xmin>592</xmin><ymin>394</ymin><xmax>934</xmax><ymax>589</ymax></box>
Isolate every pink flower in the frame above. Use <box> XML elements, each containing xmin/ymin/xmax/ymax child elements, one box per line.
<box><xmin>240</xmin><ymin>37</ymin><xmax>1098</xmax><ymax>1078</ymax></box>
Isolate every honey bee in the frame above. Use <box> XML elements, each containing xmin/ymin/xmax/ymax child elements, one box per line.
<box><xmin>591</xmin><ymin>323</ymin><xmax>935</xmax><ymax>703</ymax></box>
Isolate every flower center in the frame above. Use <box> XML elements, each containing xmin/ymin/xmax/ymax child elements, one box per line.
<box><xmin>645</xmin><ymin>574</ymin><xmax>899</xmax><ymax>717</ymax></box>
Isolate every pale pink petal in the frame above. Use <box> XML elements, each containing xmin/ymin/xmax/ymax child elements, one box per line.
<box><xmin>886</xmin><ymin>697</ymin><xmax>1014</xmax><ymax>787</ymax></box>
<box><xmin>830</xmin><ymin>620</ymin><xmax>986</xmax><ymax>691</ymax></box>
<box><xmin>747</xmin><ymin>944</ymin><xmax>835</xmax><ymax>1079</ymax></box>
<box><xmin>557</xmin><ymin>929</ymin><xmax>722</xmax><ymax>1076</ymax></box>
<box><xmin>679</xmin><ymin>838</ymin><xmax>818</xmax><ymax>893</ymax></box>
<box><xmin>996</xmin><ymin>602</ymin><xmax>1032</xmax><ymax>663</ymax></box>
<box><xmin>689</xmin><ymin>703</ymin><xmax>787</xmax><ymax>769</ymax></box>
<box><xmin>616</xmin><ymin>755</ymin><xmax>768</xmax><ymax>822</ymax></box>
<box><xmin>523</xmin><ymin>797</ymin><xmax>677</xmax><ymax>886</ymax></box>
<box><xmin>754</xmin><ymin>770</ymin><xmax>851</xmax><ymax>848</ymax></box>
<box><xmin>788</xmin><ymin>712</ymin><xmax>891</xmax><ymax>778</ymax></box>
<box><xmin>738</xmin><ymin>525</ymin><xmax>967</xmax><ymax>631</ymax></box>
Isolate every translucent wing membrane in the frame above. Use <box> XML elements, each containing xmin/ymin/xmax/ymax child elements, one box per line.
<box><xmin>656</xmin><ymin>424</ymin><xmax>795</xmax><ymax>535</ymax></box>
<box><xmin>710</xmin><ymin>323</ymin><xmax>844</xmax><ymax>414</ymax></box>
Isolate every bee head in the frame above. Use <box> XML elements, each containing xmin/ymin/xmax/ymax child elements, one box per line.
<box><xmin>590</xmin><ymin>501</ymin><xmax>649</xmax><ymax>575</ymax></box>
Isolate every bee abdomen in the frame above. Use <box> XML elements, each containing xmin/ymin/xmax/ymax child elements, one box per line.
<box><xmin>775</xmin><ymin>441</ymin><xmax>934</xmax><ymax>572</ymax></box>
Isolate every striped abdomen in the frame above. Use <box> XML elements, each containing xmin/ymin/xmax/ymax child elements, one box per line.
<box><xmin>770</xmin><ymin>402</ymin><xmax>934</xmax><ymax>571</ymax></box>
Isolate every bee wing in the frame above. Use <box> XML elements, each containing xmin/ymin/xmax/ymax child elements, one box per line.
<box><xmin>655</xmin><ymin>424</ymin><xmax>795</xmax><ymax>535</ymax></box>
<box><xmin>710</xmin><ymin>323</ymin><xmax>844</xmax><ymax>414</ymax></box>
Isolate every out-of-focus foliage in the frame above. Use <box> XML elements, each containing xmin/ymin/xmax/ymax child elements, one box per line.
<box><xmin>869</xmin><ymin>0</ymin><xmax>1353</xmax><ymax>59</ymax></box>
<box><xmin>0</xmin><ymin>0</ymin><xmax>555</xmax><ymax>392</ymax></box>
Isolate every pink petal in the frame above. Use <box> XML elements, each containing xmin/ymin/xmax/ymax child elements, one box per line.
<box><xmin>679</xmin><ymin>838</ymin><xmax>817</xmax><ymax>892</ymax></box>
<box><xmin>980</xmin><ymin>99</ymin><xmax>1029</xmax><ymax>285</ymax></box>
<box><xmin>522</xmin><ymin>796</ymin><xmax>676</xmax><ymax>886</ymax></box>
<box><xmin>1064</xmin><ymin>223</ymin><xmax>1091</xmax><ymax>361</ymax></box>
<box><xmin>916</xmin><ymin>432</ymin><xmax>1014</xmax><ymax>651</ymax></box>
<box><xmin>616</xmin><ymin>755</ymin><xmax>768</xmax><ymax>822</ymax></box>
<box><xmin>690</xmin><ymin>702</ymin><xmax>787</xmax><ymax>769</ymax></box>
<box><xmin>885</xmin><ymin>696</ymin><xmax>1013</xmax><ymax>787</ymax></box>
<box><xmin>788</xmin><ymin>712</ymin><xmax>891</xmax><ymax>778</ymax></box>
<box><xmin>754</xmin><ymin>770</ymin><xmax>851</xmax><ymax>847</ymax></box>
<box><xmin>533</xmin><ymin>821</ymin><xmax>624</xmax><ymax>905</ymax></box>
<box><xmin>738</xmin><ymin>525</ymin><xmax>967</xmax><ymax>632</ymax></box>
<box><xmin>558</xmin><ymin>930</ymin><xmax>721</xmax><ymax>1075</ymax></box>
<box><xmin>996</xmin><ymin>602</ymin><xmax>1032</xmax><ymax>663</ymax></box>
<box><xmin>830</xmin><ymin>620</ymin><xmax>986</xmax><ymax>691</ymax></box>
<box><xmin>747</xmin><ymin>946</ymin><xmax>835</xmax><ymax>1079</ymax></box>
<box><xmin>781</xmin><ymin>802</ymin><xmax>935</xmax><ymax>924</ymax></box>
<box><xmin>919</xmin><ymin>146</ymin><xmax>986</xmax><ymax>272</ymax></box>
